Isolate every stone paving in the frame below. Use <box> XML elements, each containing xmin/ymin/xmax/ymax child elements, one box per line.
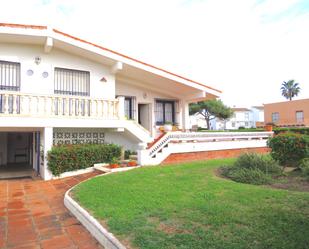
<box><xmin>0</xmin><ymin>172</ymin><xmax>104</xmax><ymax>249</ymax></box>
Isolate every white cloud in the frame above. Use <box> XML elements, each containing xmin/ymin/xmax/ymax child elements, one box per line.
<box><xmin>0</xmin><ymin>0</ymin><xmax>308</xmax><ymax>107</ymax></box>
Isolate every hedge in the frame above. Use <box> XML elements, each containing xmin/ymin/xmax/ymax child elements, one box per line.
<box><xmin>47</xmin><ymin>143</ymin><xmax>121</xmax><ymax>176</ymax></box>
<box><xmin>267</xmin><ymin>133</ymin><xmax>309</xmax><ymax>167</ymax></box>
<box><xmin>273</xmin><ymin>127</ymin><xmax>309</xmax><ymax>135</ymax></box>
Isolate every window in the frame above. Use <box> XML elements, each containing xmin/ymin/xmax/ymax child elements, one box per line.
<box><xmin>124</xmin><ymin>96</ymin><xmax>136</xmax><ymax>119</ymax></box>
<box><xmin>296</xmin><ymin>111</ymin><xmax>304</xmax><ymax>123</ymax></box>
<box><xmin>54</xmin><ymin>67</ymin><xmax>90</xmax><ymax>96</ymax></box>
<box><xmin>272</xmin><ymin>112</ymin><xmax>279</xmax><ymax>123</ymax></box>
<box><xmin>155</xmin><ymin>100</ymin><xmax>175</xmax><ymax>125</ymax></box>
<box><xmin>245</xmin><ymin>122</ymin><xmax>249</xmax><ymax>126</ymax></box>
<box><xmin>245</xmin><ymin>112</ymin><xmax>249</xmax><ymax>120</ymax></box>
<box><xmin>0</xmin><ymin>61</ymin><xmax>21</xmax><ymax>113</ymax></box>
<box><xmin>232</xmin><ymin>122</ymin><xmax>235</xmax><ymax>127</ymax></box>
<box><xmin>0</xmin><ymin>60</ymin><xmax>20</xmax><ymax>91</ymax></box>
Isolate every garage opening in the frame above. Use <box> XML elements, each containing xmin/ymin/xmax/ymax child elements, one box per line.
<box><xmin>0</xmin><ymin>132</ymin><xmax>35</xmax><ymax>179</ymax></box>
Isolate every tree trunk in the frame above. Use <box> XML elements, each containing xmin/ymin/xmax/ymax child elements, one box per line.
<box><xmin>205</xmin><ymin>117</ymin><xmax>210</xmax><ymax>130</ymax></box>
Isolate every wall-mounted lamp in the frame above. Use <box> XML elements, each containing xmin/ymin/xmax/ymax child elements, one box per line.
<box><xmin>100</xmin><ymin>76</ymin><xmax>107</xmax><ymax>82</ymax></box>
<box><xmin>34</xmin><ymin>56</ymin><xmax>41</xmax><ymax>65</ymax></box>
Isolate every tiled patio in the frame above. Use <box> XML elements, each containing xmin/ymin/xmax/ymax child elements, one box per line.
<box><xmin>0</xmin><ymin>172</ymin><xmax>104</xmax><ymax>249</ymax></box>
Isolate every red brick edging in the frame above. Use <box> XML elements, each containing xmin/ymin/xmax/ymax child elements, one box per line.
<box><xmin>162</xmin><ymin>147</ymin><xmax>270</xmax><ymax>164</ymax></box>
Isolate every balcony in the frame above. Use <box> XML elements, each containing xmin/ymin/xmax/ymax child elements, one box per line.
<box><xmin>0</xmin><ymin>91</ymin><xmax>122</xmax><ymax>120</ymax></box>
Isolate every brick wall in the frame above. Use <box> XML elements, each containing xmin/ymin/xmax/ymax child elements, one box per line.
<box><xmin>162</xmin><ymin>147</ymin><xmax>270</xmax><ymax>164</ymax></box>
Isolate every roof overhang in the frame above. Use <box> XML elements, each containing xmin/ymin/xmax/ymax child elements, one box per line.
<box><xmin>0</xmin><ymin>23</ymin><xmax>221</xmax><ymax>101</ymax></box>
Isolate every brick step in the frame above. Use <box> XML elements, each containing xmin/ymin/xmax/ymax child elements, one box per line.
<box><xmin>147</xmin><ymin>132</ymin><xmax>165</xmax><ymax>149</ymax></box>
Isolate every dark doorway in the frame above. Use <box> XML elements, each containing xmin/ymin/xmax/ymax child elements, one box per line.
<box><xmin>0</xmin><ymin>132</ymin><xmax>33</xmax><ymax>179</ymax></box>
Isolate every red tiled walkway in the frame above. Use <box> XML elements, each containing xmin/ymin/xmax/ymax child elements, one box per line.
<box><xmin>0</xmin><ymin>172</ymin><xmax>104</xmax><ymax>249</ymax></box>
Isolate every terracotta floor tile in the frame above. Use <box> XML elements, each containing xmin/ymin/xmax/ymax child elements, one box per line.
<box><xmin>0</xmin><ymin>171</ymin><xmax>103</xmax><ymax>248</ymax></box>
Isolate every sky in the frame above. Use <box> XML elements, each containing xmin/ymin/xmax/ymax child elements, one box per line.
<box><xmin>0</xmin><ymin>0</ymin><xmax>308</xmax><ymax>107</ymax></box>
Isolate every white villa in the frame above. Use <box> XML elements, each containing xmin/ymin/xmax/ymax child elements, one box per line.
<box><xmin>194</xmin><ymin>107</ymin><xmax>264</xmax><ymax>130</ymax></box>
<box><xmin>0</xmin><ymin>23</ymin><xmax>271</xmax><ymax>180</ymax></box>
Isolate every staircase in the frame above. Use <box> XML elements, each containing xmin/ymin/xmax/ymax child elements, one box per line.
<box><xmin>139</xmin><ymin>131</ymin><xmax>273</xmax><ymax>165</ymax></box>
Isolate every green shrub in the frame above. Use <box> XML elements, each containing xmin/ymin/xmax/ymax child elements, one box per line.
<box><xmin>267</xmin><ymin>133</ymin><xmax>309</xmax><ymax>167</ymax></box>
<box><xmin>221</xmin><ymin>153</ymin><xmax>282</xmax><ymax>185</ymax></box>
<box><xmin>233</xmin><ymin>153</ymin><xmax>282</xmax><ymax>175</ymax></box>
<box><xmin>124</xmin><ymin>150</ymin><xmax>137</xmax><ymax>160</ymax></box>
<box><xmin>273</xmin><ymin>127</ymin><xmax>309</xmax><ymax>135</ymax></box>
<box><xmin>47</xmin><ymin>143</ymin><xmax>121</xmax><ymax>176</ymax></box>
<box><xmin>299</xmin><ymin>158</ymin><xmax>309</xmax><ymax>181</ymax></box>
<box><xmin>221</xmin><ymin>153</ymin><xmax>283</xmax><ymax>185</ymax></box>
<box><xmin>227</xmin><ymin>168</ymin><xmax>272</xmax><ymax>185</ymax></box>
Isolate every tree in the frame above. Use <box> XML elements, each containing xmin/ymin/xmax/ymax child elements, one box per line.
<box><xmin>189</xmin><ymin>99</ymin><xmax>233</xmax><ymax>130</ymax></box>
<box><xmin>281</xmin><ymin>80</ymin><xmax>300</xmax><ymax>101</ymax></box>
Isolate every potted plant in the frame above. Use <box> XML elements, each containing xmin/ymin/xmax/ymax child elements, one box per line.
<box><xmin>265</xmin><ymin>122</ymin><xmax>274</xmax><ymax>132</ymax></box>
<box><xmin>109</xmin><ymin>157</ymin><xmax>120</xmax><ymax>169</ymax></box>
<box><xmin>164</xmin><ymin>121</ymin><xmax>173</xmax><ymax>132</ymax></box>
<box><xmin>128</xmin><ymin>160</ymin><xmax>137</xmax><ymax>167</ymax></box>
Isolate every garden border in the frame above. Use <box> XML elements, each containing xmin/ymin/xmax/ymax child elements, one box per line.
<box><xmin>64</xmin><ymin>166</ymin><xmax>139</xmax><ymax>249</ymax></box>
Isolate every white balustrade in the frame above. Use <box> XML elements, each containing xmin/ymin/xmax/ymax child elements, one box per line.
<box><xmin>0</xmin><ymin>91</ymin><xmax>121</xmax><ymax>120</ymax></box>
<box><xmin>148</xmin><ymin>131</ymin><xmax>273</xmax><ymax>158</ymax></box>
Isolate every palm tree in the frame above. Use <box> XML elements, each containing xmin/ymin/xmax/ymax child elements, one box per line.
<box><xmin>281</xmin><ymin>80</ymin><xmax>300</xmax><ymax>101</ymax></box>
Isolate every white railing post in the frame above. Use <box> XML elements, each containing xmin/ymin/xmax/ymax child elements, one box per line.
<box><xmin>117</xmin><ymin>96</ymin><xmax>125</xmax><ymax>120</ymax></box>
<box><xmin>4</xmin><ymin>94</ymin><xmax>9</xmax><ymax>114</ymax></box>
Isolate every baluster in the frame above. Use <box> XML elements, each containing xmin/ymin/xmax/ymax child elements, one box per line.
<box><xmin>20</xmin><ymin>96</ymin><xmax>24</xmax><ymax>115</ymax></box>
<box><xmin>12</xmin><ymin>95</ymin><xmax>17</xmax><ymax>114</ymax></box>
<box><xmin>43</xmin><ymin>96</ymin><xmax>48</xmax><ymax>116</ymax></box>
<box><xmin>27</xmin><ymin>96</ymin><xmax>31</xmax><ymax>114</ymax></box>
<box><xmin>96</xmin><ymin>100</ymin><xmax>100</xmax><ymax>117</ymax></box>
<box><xmin>65</xmin><ymin>97</ymin><xmax>69</xmax><ymax>116</ymax></box>
<box><xmin>4</xmin><ymin>94</ymin><xmax>9</xmax><ymax>114</ymax></box>
<box><xmin>58</xmin><ymin>97</ymin><xmax>62</xmax><ymax>116</ymax></box>
<box><xmin>77</xmin><ymin>99</ymin><xmax>82</xmax><ymax>117</ymax></box>
<box><xmin>51</xmin><ymin>97</ymin><xmax>55</xmax><ymax>115</ymax></box>
<box><xmin>107</xmin><ymin>100</ymin><xmax>111</xmax><ymax>119</ymax></box>
<box><xmin>71</xmin><ymin>98</ymin><xmax>75</xmax><ymax>116</ymax></box>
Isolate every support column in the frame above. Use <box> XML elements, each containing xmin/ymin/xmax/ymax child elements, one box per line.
<box><xmin>41</xmin><ymin>127</ymin><xmax>53</xmax><ymax>180</ymax></box>
<box><xmin>181</xmin><ymin>101</ymin><xmax>190</xmax><ymax>131</ymax></box>
<box><xmin>117</xmin><ymin>96</ymin><xmax>125</xmax><ymax>120</ymax></box>
<box><xmin>137</xmin><ymin>142</ymin><xmax>149</xmax><ymax>165</ymax></box>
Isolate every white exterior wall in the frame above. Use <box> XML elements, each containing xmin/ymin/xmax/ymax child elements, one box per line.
<box><xmin>0</xmin><ymin>43</ymin><xmax>115</xmax><ymax>99</ymax></box>
<box><xmin>116</xmin><ymin>80</ymin><xmax>182</xmax><ymax>136</ymax></box>
<box><xmin>251</xmin><ymin>108</ymin><xmax>264</xmax><ymax>126</ymax></box>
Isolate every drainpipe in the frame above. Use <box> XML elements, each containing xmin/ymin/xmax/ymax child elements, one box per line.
<box><xmin>36</xmin><ymin>132</ymin><xmax>40</xmax><ymax>175</ymax></box>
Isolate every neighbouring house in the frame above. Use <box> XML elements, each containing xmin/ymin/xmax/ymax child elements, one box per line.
<box><xmin>208</xmin><ymin>107</ymin><xmax>264</xmax><ymax>130</ymax></box>
<box><xmin>251</xmin><ymin>106</ymin><xmax>264</xmax><ymax>128</ymax></box>
<box><xmin>264</xmin><ymin>98</ymin><xmax>309</xmax><ymax>127</ymax></box>
<box><xmin>0</xmin><ymin>23</ymin><xmax>272</xmax><ymax>180</ymax></box>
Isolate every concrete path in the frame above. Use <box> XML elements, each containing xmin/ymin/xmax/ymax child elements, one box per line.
<box><xmin>0</xmin><ymin>172</ymin><xmax>104</xmax><ymax>249</ymax></box>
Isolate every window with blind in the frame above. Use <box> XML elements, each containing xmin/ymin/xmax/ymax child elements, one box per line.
<box><xmin>296</xmin><ymin>111</ymin><xmax>304</xmax><ymax>123</ymax></box>
<box><xmin>155</xmin><ymin>100</ymin><xmax>175</xmax><ymax>125</ymax></box>
<box><xmin>0</xmin><ymin>61</ymin><xmax>21</xmax><ymax>113</ymax></box>
<box><xmin>272</xmin><ymin>112</ymin><xmax>279</xmax><ymax>123</ymax></box>
<box><xmin>124</xmin><ymin>96</ymin><xmax>136</xmax><ymax>120</ymax></box>
<box><xmin>0</xmin><ymin>60</ymin><xmax>21</xmax><ymax>91</ymax></box>
<box><xmin>54</xmin><ymin>67</ymin><xmax>90</xmax><ymax>96</ymax></box>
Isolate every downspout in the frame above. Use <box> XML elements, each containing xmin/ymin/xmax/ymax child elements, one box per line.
<box><xmin>36</xmin><ymin>132</ymin><xmax>40</xmax><ymax>176</ymax></box>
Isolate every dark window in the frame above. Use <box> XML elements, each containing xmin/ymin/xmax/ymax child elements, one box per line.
<box><xmin>296</xmin><ymin>111</ymin><xmax>304</xmax><ymax>123</ymax></box>
<box><xmin>0</xmin><ymin>61</ymin><xmax>21</xmax><ymax>113</ymax></box>
<box><xmin>54</xmin><ymin>67</ymin><xmax>90</xmax><ymax>96</ymax></box>
<box><xmin>272</xmin><ymin>112</ymin><xmax>279</xmax><ymax>123</ymax></box>
<box><xmin>124</xmin><ymin>96</ymin><xmax>136</xmax><ymax>119</ymax></box>
<box><xmin>155</xmin><ymin>100</ymin><xmax>175</xmax><ymax>125</ymax></box>
<box><xmin>0</xmin><ymin>60</ymin><xmax>20</xmax><ymax>91</ymax></box>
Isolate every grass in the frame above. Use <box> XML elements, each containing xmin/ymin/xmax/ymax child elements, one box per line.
<box><xmin>73</xmin><ymin>159</ymin><xmax>309</xmax><ymax>249</ymax></box>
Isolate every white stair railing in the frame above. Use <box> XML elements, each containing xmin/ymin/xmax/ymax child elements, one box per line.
<box><xmin>147</xmin><ymin>131</ymin><xmax>273</xmax><ymax>160</ymax></box>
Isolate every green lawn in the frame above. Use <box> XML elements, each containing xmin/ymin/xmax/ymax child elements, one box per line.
<box><xmin>73</xmin><ymin>159</ymin><xmax>309</xmax><ymax>249</ymax></box>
